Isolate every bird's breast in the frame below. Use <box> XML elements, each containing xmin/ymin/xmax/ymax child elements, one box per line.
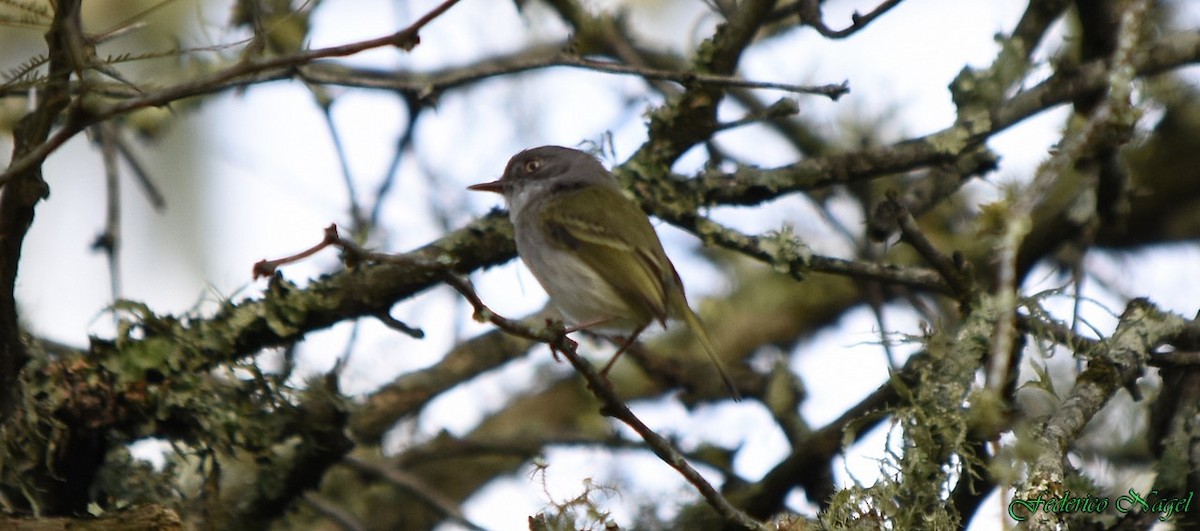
<box><xmin>512</xmin><ymin>215</ymin><xmax>648</xmax><ymax>335</ymax></box>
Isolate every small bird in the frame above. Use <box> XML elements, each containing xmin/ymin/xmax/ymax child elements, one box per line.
<box><xmin>469</xmin><ymin>146</ymin><xmax>739</xmax><ymax>400</ymax></box>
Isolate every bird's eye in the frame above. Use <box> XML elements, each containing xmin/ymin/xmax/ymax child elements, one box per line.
<box><xmin>523</xmin><ymin>159</ymin><xmax>541</xmax><ymax>173</ymax></box>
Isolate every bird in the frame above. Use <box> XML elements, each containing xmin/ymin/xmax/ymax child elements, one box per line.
<box><xmin>469</xmin><ymin>146</ymin><xmax>739</xmax><ymax>400</ymax></box>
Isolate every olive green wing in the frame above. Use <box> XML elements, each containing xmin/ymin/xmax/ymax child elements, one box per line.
<box><xmin>544</xmin><ymin>185</ymin><xmax>742</xmax><ymax>399</ymax></box>
<box><xmin>540</xmin><ymin>185</ymin><xmax>673</xmax><ymax>324</ymax></box>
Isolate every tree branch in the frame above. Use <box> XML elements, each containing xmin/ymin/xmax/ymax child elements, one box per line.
<box><xmin>0</xmin><ymin>0</ymin><xmax>466</xmax><ymax>189</ymax></box>
<box><xmin>0</xmin><ymin>0</ymin><xmax>78</xmax><ymax>423</ymax></box>
<box><xmin>1013</xmin><ymin>299</ymin><xmax>1194</xmax><ymax>528</ymax></box>
<box><xmin>440</xmin><ymin>275</ymin><xmax>769</xmax><ymax>531</ymax></box>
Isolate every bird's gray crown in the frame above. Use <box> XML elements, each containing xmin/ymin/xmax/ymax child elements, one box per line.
<box><xmin>500</xmin><ymin>146</ymin><xmax>612</xmax><ymax>192</ymax></box>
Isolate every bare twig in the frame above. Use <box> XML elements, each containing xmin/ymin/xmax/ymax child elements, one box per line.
<box><xmin>887</xmin><ymin>193</ymin><xmax>974</xmax><ymax>300</ymax></box>
<box><xmin>0</xmin><ymin>0</ymin><xmax>466</xmax><ymax>189</ymax></box>
<box><xmin>342</xmin><ymin>456</ymin><xmax>486</xmax><ymax>531</ymax></box>
<box><xmin>566</xmin><ymin>55</ymin><xmax>848</xmax><ymax>99</ymax></box>
<box><xmin>311</xmin><ymin>87</ymin><xmax>367</xmax><ymax>233</ymax></box>
<box><xmin>777</xmin><ymin>0</ymin><xmax>906</xmax><ymax>39</ymax></box>
<box><xmin>373</xmin><ymin>311</ymin><xmax>425</xmax><ymax>339</ymax></box>
<box><xmin>252</xmin><ymin>224</ymin><xmax>343</xmax><ymax>279</ymax></box>
<box><xmin>298</xmin><ymin>46</ymin><xmax>848</xmax><ymax>101</ymax></box>
<box><xmin>437</xmin><ymin>274</ymin><xmax>767</xmax><ymax>530</ymax></box>
<box><xmin>91</xmin><ymin>122</ymin><xmax>123</xmax><ymax>307</ymax></box>
<box><xmin>112</xmin><ymin>133</ymin><xmax>166</xmax><ymax>210</ymax></box>
<box><xmin>367</xmin><ymin>96</ymin><xmax>422</xmax><ymax>229</ymax></box>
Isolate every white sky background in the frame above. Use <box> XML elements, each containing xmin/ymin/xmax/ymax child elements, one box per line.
<box><xmin>4</xmin><ymin>0</ymin><xmax>1200</xmax><ymax>529</ymax></box>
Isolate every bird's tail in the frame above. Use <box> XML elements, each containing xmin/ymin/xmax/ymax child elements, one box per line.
<box><xmin>682</xmin><ymin>306</ymin><xmax>741</xmax><ymax>401</ymax></box>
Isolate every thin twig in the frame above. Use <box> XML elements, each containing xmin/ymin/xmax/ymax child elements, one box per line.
<box><xmin>112</xmin><ymin>133</ymin><xmax>166</xmax><ymax>210</ymax></box>
<box><xmin>789</xmin><ymin>0</ymin><xmax>907</xmax><ymax>39</ymax></box>
<box><xmin>252</xmin><ymin>224</ymin><xmax>342</xmax><ymax>279</ymax></box>
<box><xmin>367</xmin><ymin>95</ymin><xmax>421</xmax><ymax>228</ymax></box>
<box><xmin>311</xmin><ymin>87</ymin><xmax>366</xmax><ymax>233</ymax></box>
<box><xmin>373</xmin><ymin>311</ymin><xmax>425</xmax><ymax>339</ymax></box>
<box><xmin>889</xmin><ymin>193</ymin><xmax>973</xmax><ymax>300</ymax></box>
<box><xmin>713</xmin><ymin>97</ymin><xmax>800</xmax><ymax>132</ymax></box>
<box><xmin>342</xmin><ymin>456</ymin><xmax>487</xmax><ymax>531</ymax></box>
<box><xmin>298</xmin><ymin>47</ymin><xmax>848</xmax><ymax>101</ymax></box>
<box><xmin>92</xmin><ymin>123</ymin><xmax>122</xmax><ymax>308</ymax></box>
<box><xmin>0</xmin><ymin>0</ymin><xmax>466</xmax><ymax>189</ymax></box>
<box><xmin>566</xmin><ymin>55</ymin><xmax>849</xmax><ymax>99</ymax></box>
<box><xmin>437</xmin><ymin>274</ymin><xmax>767</xmax><ymax>530</ymax></box>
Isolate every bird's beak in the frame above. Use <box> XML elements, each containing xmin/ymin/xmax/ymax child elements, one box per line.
<box><xmin>467</xmin><ymin>179</ymin><xmax>505</xmax><ymax>194</ymax></box>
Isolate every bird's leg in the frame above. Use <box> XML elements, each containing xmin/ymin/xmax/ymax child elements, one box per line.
<box><xmin>600</xmin><ymin>323</ymin><xmax>648</xmax><ymax>377</ymax></box>
<box><xmin>542</xmin><ymin>318</ymin><xmax>566</xmax><ymax>361</ymax></box>
<box><xmin>563</xmin><ymin>315</ymin><xmax>615</xmax><ymax>334</ymax></box>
